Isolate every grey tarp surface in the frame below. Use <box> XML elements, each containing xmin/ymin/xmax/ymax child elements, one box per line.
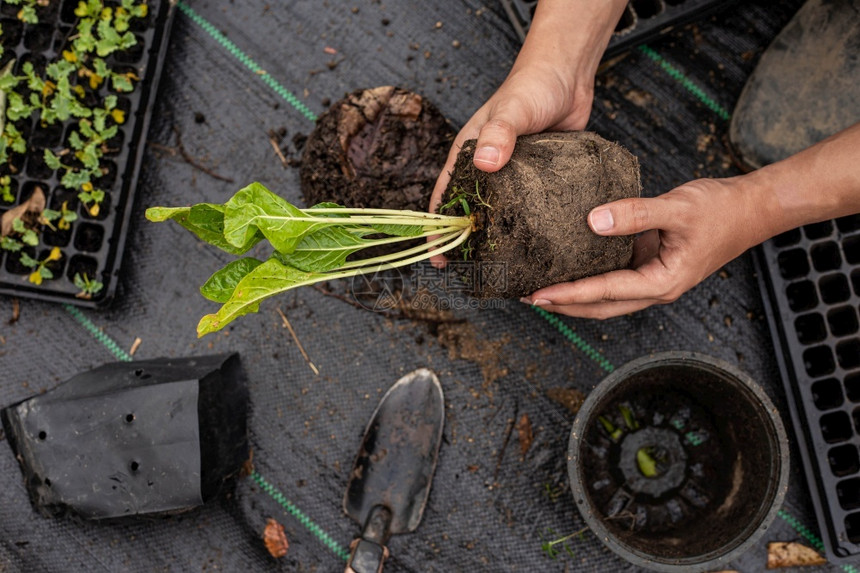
<box><xmin>0</xmin><ymin>0</ymin><xmax>848</xmax><ymax>571</ymax></box>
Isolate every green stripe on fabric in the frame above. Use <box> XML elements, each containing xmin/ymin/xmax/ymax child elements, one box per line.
<box><xmin>531</xmin><ymin>306</ymin><xmax>614</xmax><ymax>372</ymax></box>
<box><xmin>63</xmin><ymin>304</ymin><xmax>133</xmax><ymax>362</ymax></box>
<box><xmin>776</xmin><ymin>508</ymin><xmax>860</xmax><ymax>572</ymax></box>
<box><xmin>778</xmin><ymin>508</ymin><xmax>825</xmax><ymax>552</ymax></box>
<box><xmin>176</xmin><ymin>1</ymin><xmax>318</xmax><ymax>123</ymax></box>
<box><xmin>62</xmin><ymin>305</ymin><xmax>348</xmax><ymax>561</ymax></box>
<box><xmin>252</xmin><ymin>471</ymin><xmax>351</xmax><ymax>561</ymax></box>
<box><xmin>637</xmin><ymin>44</ymin><xmax>731</xmax><ymax>121</ymax></box>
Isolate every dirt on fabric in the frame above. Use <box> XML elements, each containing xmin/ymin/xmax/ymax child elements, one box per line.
<box><xmin>439</xmin><ymin>132</ymin><xmax>641</xmax><ymax>298</ymax></box>
<box><xmin>300</xmin><ymin>85</ymin><xmax>455</xmax><ymax>212</ymax></box>
<box><xmin>436</xmin><ymin>321</ymin><xmax>510</xmax><ymax>386</ymax></box>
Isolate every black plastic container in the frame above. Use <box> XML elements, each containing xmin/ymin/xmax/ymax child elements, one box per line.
<box><xmin>754</xmin><ymin>214</ymin><xmax>860</xmax><ymax>563</ymax></box>
<box><xmin>499</xmin><ymin>0</ymin><xmax>737</xmax><ymax>57</ymax></box>
<box><xmin>0</xmin><ymin>0</ymin><xmax>176</xmax><ymax>307</ymax></box>
<box><xmin>1</xmin><ymin>353</ymin><xmax>249</xmax><ymax>519</ymax></box>
<box><xmin>568</xmin><ymin>352</ymin><xmax>789</xmax><ymax>572</ymax></box>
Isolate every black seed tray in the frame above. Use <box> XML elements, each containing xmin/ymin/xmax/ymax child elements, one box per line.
<box><xmin>499</xmin><ymin>0</ymin><xmax>737</xmax><ymax>57</ymax></box>
<box><xmin>0</xmin><ymin>0</ymin><xmax>175</xmax><ymax>307</ymax></box>
<box><xmin>754</xmin><ymin>214</ymin><xmax>860</xmax><ymax>563</ymax></box>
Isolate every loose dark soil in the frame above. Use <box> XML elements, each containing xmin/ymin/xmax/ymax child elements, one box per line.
<box><xmin>300</xmin><ymin>86</ymin><xmax>455</xmax><ymax>213</ymax></box>
<box><xmin>439</xmin><ymin>132</ymin><xmax>641</xmax><ymax>298</ymax></box>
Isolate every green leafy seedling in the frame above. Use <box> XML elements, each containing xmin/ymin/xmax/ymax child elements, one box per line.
<box><xmin>598</xmin><ymin>415</ymin><xmax>623</xmax><ymax>441</ymax></box>
<box><xmin>147</xmin><ymin>182</ymin><xmax>474</xmax><ymax>337</ymax></box>
<box><xmin>619</xmin><ymin>404</ymin><xmax>638</xmax><ymax>430</ymax></box>
<box><xmin>73</xmin><ymin>271</ymin><xmax>103</xmax><ymax>299</ymax></box>
<box><xmin>0</xmin><ymin>175</ymin><xmax>14</xmax><ymax>203</ymax></box>
<box><xmin>21</xmin><ymin>246</ymin><xmax>61</xmax><ymax>285</ymax></box>
<box><xmin>636</xmin><ymin>447</ymin><xmax>659</xmax><ymax>478</ymax></box>
<box><xmin>0</xmin><ymin>235</ymin><xmax>23</xmax><ymax>252</ymax></box>
<box><xmin>5</xmin><ymin>0</ymin><xmax>49</xmax><ymax>24</ymax></box>
<box><xmin>540</xmin><ymin>527</ymin><xmax>587</xmax><ymax>560</ymax></box>
<box><xmin>42</xmin><ymin>200</ymin><xmax>78</xmax><ymax>230</ymax></box>
<box><xmin>11</xmin><ymin>217</ymin><xmax>38</xmax><ymax>246</ymax></box>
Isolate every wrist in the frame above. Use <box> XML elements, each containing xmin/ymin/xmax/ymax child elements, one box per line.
<box><xmin>515</xmin><ymin>0</ymin><xmax>627</xmax><ymax>80</ymax></box>
<box><xmin>745</xmin><ymin>122</ymin><xmax>860</xmax><ymax>238</ymax></box>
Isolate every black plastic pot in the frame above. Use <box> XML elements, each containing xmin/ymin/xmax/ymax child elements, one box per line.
<box><xmin>567</xmin><ymin>351</ymin><xmax>789</xmax><ymax>572</ymax></box>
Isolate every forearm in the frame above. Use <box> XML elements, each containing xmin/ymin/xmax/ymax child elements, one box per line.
<box><xmin>514</xmin><ymin>0</ymin><xmax>628</xmax><ymax>79</ymax></box>
<box><xmin>745</xmin><ymin>122</ymin><xmax>860</xmax><ymax>243</ymax></box>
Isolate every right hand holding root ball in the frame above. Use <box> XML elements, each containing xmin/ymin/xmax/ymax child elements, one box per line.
<box><xmin>522</xmin><ymin>124</ymin><xmax>860</xmax><ymax>319</ymax></box>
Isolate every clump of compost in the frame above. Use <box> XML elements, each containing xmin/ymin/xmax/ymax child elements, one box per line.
<box><xmin>301</xmin><ymin>86</ymin><xmax>455</xmax><ymax>212</ymax></box>
<box><xmin>438</xmin><ymin>132</ymin><xmax>641</xmax><ymax>298</ymax></box>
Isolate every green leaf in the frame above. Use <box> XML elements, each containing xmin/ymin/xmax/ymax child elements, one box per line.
<box><xmin>223</xmin><ymin>182</ymin><xmax>330</xmax><ymax>254</ymax></box>
<box><xmin>62</xmin><ymin>169</ymin><xmax>91</xmax><ymax>189</ymax></box>
<box><xmin>0</xmin><ymin>73</ymin><xmax>19</xmax><ymax>91</ymax></box>
<box><xmin>309</xmin><ymin>201</ymin><xmax>347</xmax><ymax>213</ymax></box>
<box><xmin>275</xmin><ymin>226</ymin><xmax>375</xmax><ymax>272</ymax></box>
<box><xmin>636</xmin><ymin>448</ymin><xmax>658</xmax><ymax>478</ymax></box>
<box><xmin>92</xmin><ymin>57</ymin><xmax>109</xmax><ymax>78</ymax></box>
<box><xmin>200</xmin><ymin>257</ymin><xmax>263</xmax><ymax>303</ymax></box>
<box><xmin>369</xmin><ymin>223</ymin><xmax>424</xmax><ymax>237</ymax></box>
<box><xmin>46</xmin><ymin>60</ymin><xmax>75</xmax><ymax>82</ymax></box>
<box><xmin>76</xmin><ymin>144</ymin><xmax>101</xmax><ymax>170</ymax></box>
<box><xmin>42</xmin><ymin>208</ymin><xmax>61</xmax><ymax>222</ymax></box>
<box><xmin>19</xmin><ymin>252</ymin><xmax>38</xmax><ymax>267</ymax></box>
<box><xmin>146</xmin><ymin>203</ymin><xmax>264</xmax><ymax>255</ymax></box>
<box><xmin>0</xmin><ymin>236</ymin><xmax>22</xmax><ymax>252</ymax></box>
<box><xmin>21</xmin><ymin>229</ymin><xmax>38</xmax><ymax>246</ymax></box>
<box><xmin>18</xmin><ymin>5</ymin><xmax>38</xmax><ymax>24</ymax></box>
<box><xmin>6</xmin><ymin>92</ymin><xmax>34</xmax><ymax>121</ymax></box>
<box><xmin>68</xmin><ymin>130</ymin><xmax>84</xmax><ymax>150</ymax></box>
<box><xmin>43</xmin><ymin>149</ymin><xmax>63</xmax><ymax>170</ymax></box>
<box><xmin>110</xmin><ymin>73</ymin><xmax>134</xmax><ymax>92</ymax></box>
<box><xmin>197</xmin><ymin>257</ymin><xmax>322</xmax><ymax>337</ymax></box>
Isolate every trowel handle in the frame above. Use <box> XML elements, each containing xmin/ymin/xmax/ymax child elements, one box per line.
<box><xmin>345</xmin><ymin>537</ymin><xmax>389</xmax><ymax>573</ymax></box>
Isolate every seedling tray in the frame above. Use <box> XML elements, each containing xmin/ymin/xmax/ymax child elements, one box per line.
<box><xmin>754</xmin><ymin>214</ymin><xmax>860</xmax><ymax>563</ymax></box>
<box><xmin>499</xmin><ymin>0</ymin><xmax>737</xmax><ymax>56</ymax></box>
<box><xmin>0</xmin><ymin>0</ymin><xmax>175</xmax><ymax>307</ymax></box>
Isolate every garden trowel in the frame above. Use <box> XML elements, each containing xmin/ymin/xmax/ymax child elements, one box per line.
<box><xmin>343</xmin><ymin>368</ymin><xmax>444</xmax><ymax>573</ymax></box>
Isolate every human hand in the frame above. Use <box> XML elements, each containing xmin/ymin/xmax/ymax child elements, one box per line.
<box><xmin>429</xmin><ymin>0</ymin><xmax>628</xmax><ymax>267</ymax></box>
<box><xmin>520</xmin><ymin>177</ymin><xmax>773</xmax><ymax>319</ymax></box>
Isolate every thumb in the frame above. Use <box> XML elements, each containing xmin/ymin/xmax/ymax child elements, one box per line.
<box><xmin>588</xmin><ymin>197</ymin><xmax>672</xmax><ymax>236</ymax></box>
<box><xmin>473</xmin><ymin>106</ymin><xmax>533</xmax><ymax>173</ymax></box>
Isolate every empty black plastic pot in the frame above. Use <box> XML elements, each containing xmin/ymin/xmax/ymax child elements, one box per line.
<box><xmin>568</xmin><ymin>351</ymin><xmax>789</xmax><ymax>572</ymax></box>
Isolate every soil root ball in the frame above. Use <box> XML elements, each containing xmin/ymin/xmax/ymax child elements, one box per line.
<box><xmin>441</xmin><ymin>131</ymin><xmax>641</xmax><ymax>299</ymax></box>
<box><xmin>300</xmin><ymin>85</ymin><xmax>455</xmax><ymax>212</ymax></box>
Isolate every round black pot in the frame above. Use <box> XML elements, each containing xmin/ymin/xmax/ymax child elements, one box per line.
<box><xmin>568</xmin><ymin>351</ymin><xmax>789</xmax><ymax>572</ymax></box>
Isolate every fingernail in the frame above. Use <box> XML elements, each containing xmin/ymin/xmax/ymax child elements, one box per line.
<box><xmin>519</xmin><ymin>297</ymin><xmax>532</xmax><ymax>305</ymax></box>
<box><xmin>474</xmin><ymin>146</ymin><xmax>500</xmax><ymax>167</ymax></box>
<box><xmin>532</xmin><ymin>299</ymin><xmax>552</xmax><ymax>307</ymax></box>
<box><xmin>590</xmin><ymin>208</ymin><xmax>614</xmax><ymax>232</ymax></box>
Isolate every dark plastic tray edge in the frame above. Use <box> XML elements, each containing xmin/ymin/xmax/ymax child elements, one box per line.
<box><xmin>753</xmin><ymin>244</ymin><xmax>853</xmax><ymax>563</ymax></box>
<box><xmin>498</xmin><ymin>0</ymin><xmax>741</xmax><ymax>58</ymax></box>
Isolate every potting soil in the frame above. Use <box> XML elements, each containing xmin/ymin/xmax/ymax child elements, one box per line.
<box><xmin>0</xmin><ymin>1</ymin><xmax>844</xmax><ymax>572</ymax></box>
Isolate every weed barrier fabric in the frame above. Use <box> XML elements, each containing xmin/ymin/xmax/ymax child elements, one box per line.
<box><xmin>0</xmin><ymin>0</ymin><xmax>842</xmax><ymax>571</ymax></box>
